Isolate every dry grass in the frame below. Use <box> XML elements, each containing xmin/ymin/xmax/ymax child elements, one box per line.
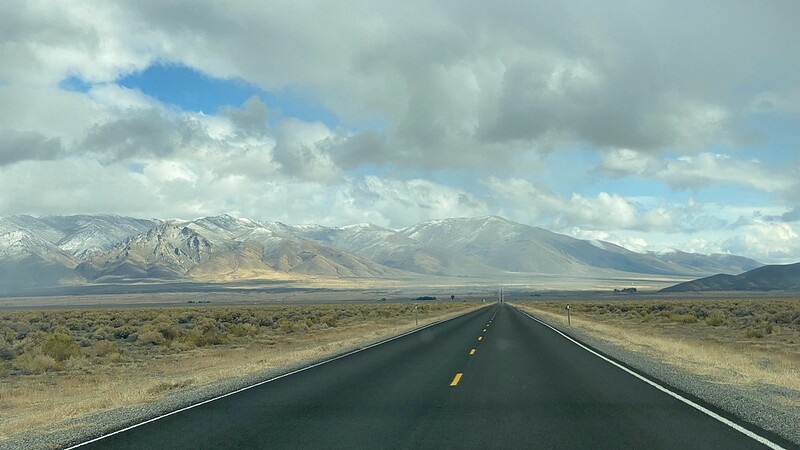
<box><xmin>0</xmin><ymin>302</ymin><xmax>478</xmax><ymax>441</ymax></box>
<box><xmin>514</xmin><ymin>299</ymin><xmax>800</xmax><ymax>401</ymax></box>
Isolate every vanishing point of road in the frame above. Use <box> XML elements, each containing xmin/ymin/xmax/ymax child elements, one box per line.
<box><xmin>75</xmin><ymin>304</ymin><xmax>790</xmax><ymax>449</ymax></box>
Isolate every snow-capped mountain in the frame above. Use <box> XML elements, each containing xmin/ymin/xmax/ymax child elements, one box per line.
<box><xmin>398</xmin><ymin>216</ymin><xmax>763</xmax><ymax>276</ymax></box>
<box><xmin>76</xmin><ymin>215</ymin><xmax>410</xmax><ymax>283</ymax></box>
<box><xmin>293</xmin><ymin>222</ymin><xmax>505</xmax><ymax>277</ymax></box>
<box><xmin>647</xmin><ymin>249</ymin><xmax>761</xmax><ymax>275</ymax></box>
<box><xmin>78</xmin><ymin>221</ymin><xmax>219</xmax><ymax>280</ymax></box>
<box><xmin>0</xmin><ymin>229</ymin><xmax>77</xmax><ymax>264</ymax></box>
<box><xmin>0</xmin><ymin>228</ymin><xmax>83</xmax><ymax>292</ymax></box>
<box><xmin>0</xmin><ymin>215</ymin><xmax>158</xmax><ymax>259</ymax></box>
<box><xmin>41</xmin><ymin>215</ymin><xmax>158</xmax><ymax>258</ymax></box>
<box><xmin>0</xmin><ymin>214</ymin><xmax>763</xmax><ymax>294</ymax></box>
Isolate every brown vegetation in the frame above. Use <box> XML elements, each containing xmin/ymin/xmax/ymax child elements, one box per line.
<box><xmin>0</xmin><ymin>301</ymin><xmax>476</xmax><ymax>441</ymax></box>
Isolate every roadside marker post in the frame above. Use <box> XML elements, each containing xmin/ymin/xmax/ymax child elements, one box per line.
<box><xmin>566</xmin><ymin>304</ymin><xmax>571</xmax><ymax>326</ymax></box>
<box><xmin>414</xmin><ymin>305</ymin><xmax>419</xmax><ymax>327</ymax></box>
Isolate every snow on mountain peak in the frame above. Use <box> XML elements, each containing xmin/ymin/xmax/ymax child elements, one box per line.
<box><xmin>0</xmin><ymin>230</ymin><xmax>39</xmax><ymax>257</ymax></box>
<box><xmin>589</xmin><ymin>240</ymin><xmax>608</xmax><ymax>250</ymax></box>
<box><xmin>0</xmin><ymin>229</ymin><xmax>76</xmax><ymax>265</ymax></box>
<box><xmin>341</xmin><ymin>223</ymin><xmax>384</xmax><ymax>232</ymax></box>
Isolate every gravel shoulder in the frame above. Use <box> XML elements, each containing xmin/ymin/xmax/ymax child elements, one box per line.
<box><xmin>515</xmin><ymin>305</ymin><xmax>800</xmax><ymax>447</ymax></box>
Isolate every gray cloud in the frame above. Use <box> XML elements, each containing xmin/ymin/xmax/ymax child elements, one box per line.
<box><xmin>221</xmin><ymin>96</ymin><xmax>269</xmax><ymax>136</ymax></box>
<box><xmin>0</xmin><ymin>129</ymin><xmax>62</xmax><ymax>165</ymax></box>
<box><xmin>5</xmin><ymin>1</ymin><xmax>795</xmax><ymax>172</ymax></box>
<box><xmin>114</xmin><ymin>0</ymin><xmax>800</xmax><ymax>171</ymax></box>
<box><xmin>765</xmin><ymin>206</ymin><xmax>800</xmax><ymax>223</ymax></box>
<box><xmin>271</xmin><ymin>119</ymin><xmax>341</xmax><ymax>182</ymax></box>
<box><xmin>80</xmin><ymin>109</ymin><xmax>202</xmax><ymax>160</ymax></box>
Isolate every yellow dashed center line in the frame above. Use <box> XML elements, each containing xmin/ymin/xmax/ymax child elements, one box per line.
<box><xmin>450</xmin><ymin>373</ymin><xmax>463</xmax><ymax>386</ymax></box>
<box><xmin>483</xmin><ymin>328</ymin><xmax>487</xmax><ymax>332</ymax></box>
<box><xmin>469</xmin><ymin>349</ymin><xmax>476</xmax><ymax>356</ymax></box>
<box><xmin>478</xmin><ymin>336</ymin><xmax>483</xmax><ymax>341</ymax></box>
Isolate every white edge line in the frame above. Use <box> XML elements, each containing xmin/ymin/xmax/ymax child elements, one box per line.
<box><xmin>66</xmin><ymin>305</ymin><xmax>491</xmax><ymax>449</ymax></box>
<box><xmin>516</xmin><ymin>308</ymin><xmax>786</xmax><ymax>450</ymax></box>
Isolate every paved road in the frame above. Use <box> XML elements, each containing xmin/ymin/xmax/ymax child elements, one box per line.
<box><xmin>79</xmin><ymin>304</ymin><xmax>786</xmax><ymax>449</ymax></box>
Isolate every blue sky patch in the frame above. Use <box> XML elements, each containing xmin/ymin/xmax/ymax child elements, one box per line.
<box><xmin>59</xmin><ymin>64</ymin><xmax>340</xmax><ymax>128</ymax></box>
<box><xmin>59</xmin><ymin>75</ymin><xmax>93</xmax><ymax>93</ymax></box>
<box><xmin>116</xmin><ymin>64</ymin><xmax>339</xmax><ymax>127</ymax></box>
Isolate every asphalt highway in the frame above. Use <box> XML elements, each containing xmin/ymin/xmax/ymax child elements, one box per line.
<box><xmin>77</xmin><ymin>304</ymin><xmax>787</xmax><ymax>449</ymax></box>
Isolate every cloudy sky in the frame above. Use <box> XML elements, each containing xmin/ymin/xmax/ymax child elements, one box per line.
<box><xmin>1</xmin><ymin>1</ymin><xmax>799</xmax><ymax>263</ymax></box>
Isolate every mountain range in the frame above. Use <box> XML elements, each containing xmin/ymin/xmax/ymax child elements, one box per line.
<box><xmin>661</xmin><ymin>262</ymin><xmax>800</xmax><ymax>292</ymax></box>
<box><xmin>0</xmin><ymin>214</ymin><xmax>763</xmax><ymax>295</ymax></box>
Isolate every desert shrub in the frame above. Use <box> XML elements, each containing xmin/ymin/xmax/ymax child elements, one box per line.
<box><xmin>672</xmin><ymin>306</ymin><xmax>689</xmax><ymax>315</ymax></box>
<box><xmin>277</xmin><ymin>318</ymin><xmax>298</xmax><ymax>333</ymax></box>
<box><xmin>657</xmin><ymin>310</ymin><xmax>674</xmax><ymax>321</ymax></box>
<box><xmin>731</xmin><ymin>308</ymin><xmax>751</xmax><ymax>318</ymax></box>
<box><xmin>693</xmin><ymin>307</ymin><xmax>708</xmax><ymax>319</ymax></box>
<box><xmin>90</xmin><ymin>340</ymin><xmax>120</xmax><ymax>357</ymax></box>
<box><xmin>203</xmin><ymin>330</ymin><xmax>228</xmax><ymax>345</ymax></box>
<box><xmin>138</xmin><ymin>330</ymin><xmax>166</xmax><ymax>346</ymax></box>
<box><xmin>198</xmin><ymin>319</ymin><xmax>226</xmax><ymax>341</ymax></box>
<box><xmin>0</xmin><ymin>361</ymin><xmax>11</xmax><ymax>377</ymax></box>
<box><xmin>13</xmin><ymin>351</ymin><xmax>62</xmax><ymax>374</ymax></box>
<box><xmin>63</xmin><ymin>355</ymin><xmax>90</xmax><ymax>371</ymax></box>
<box><xmin>41</xmin><ymin>333</ymin><xmax>81</xmax><ymax>361</ymax></box>
<box><xmin>228</xmin><ymin>323</ymin><xmax>258</xmax><ymax>337</ymax></box>
<box><xmin>177</xmin><ymin>313</ymin><xmax>194</xmax><ymax>324</ymax></box>
<box><xmin>91</xmin><ymin>326</ymin><xmax>113</xmax><ymax>340</ymax></box>
<box><xmin>0</xmin><ymin>340</ymin><xmax>16</xmax><ymax>360</ymax></box>
<box><xmin>705</xmin><ymin>312</ymin><xmax>726</xmax><ymax>327</ymax></box>
<box><xmin>174</xmin><ymin>338</ymin><xmax>197</xmax><ymax>351</ymax></box>
<box><xmin>192</xmin><ymin>317</ymin><xmax>218</xmax><ymax>333</ymax></box>
<box><xmin>772</xmin><ymin>311</ymin><xmax>795</xmax><ymax>324</ymax></box>
<box><xmin>181</xmin><ymin>328</ymin><xmax>225</xmax><ymax>347</ymax></box>
<box><xmin>179</xmin><ymin>317</ymin><xmax>226</xmax><ymax>346</ymax></box>
<box><xmin>15</xmin><ymin>331</ymin><xmax>43</xmax><ymax>354</ymax></box>
<box><xmin>154</xmin><ymin>322</ymin><xmax>181</xmax><ymax>341</ymax></box>
<box><xmin>13</xmin><ymin>323</ymin><xmax>31</xmax><ymax>340</ymax></box>
<box><xmin>112</xmin><ymin>325</ymin><xmax>135</xmax><ymax>339</ymax></box>
<box><xmin>745</xmin><ymin>328</ymin><xmax>764</xmax><ymax>339</ymax></box>
<box><xmin>65</xmin><ymin>317</ymin><xmax>90</xmax><ymax>331</ymax></box>
<box><xmin>678</xmin><ymin>314</ymin><xmax>697</xmax><ymax>324</ymax></box>
<box><xmin>1</xmin><ymin>326</ymin><xmax>16</xmax><ymax>342</ymax></box>
<box><xmin>322</xmin><ymin>314</ymin><xmax>338</xmax><ymax>327</ymax></box>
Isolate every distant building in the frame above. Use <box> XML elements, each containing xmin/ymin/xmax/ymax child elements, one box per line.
<box><xmin>614</xmin><ymin>287</ymin><xmax>637</xmax><ymax>294</ymax></box>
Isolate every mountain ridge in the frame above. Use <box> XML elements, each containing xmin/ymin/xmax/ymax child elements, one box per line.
<box><xmin>661</xmin><ymin>262</ymin><xmax>800</xmax><ymax>292</ymax></box>
<box><xmin>0</xmin><ymin>214</ymin><xmax>764</xmax><ymax>295</ymax></box>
